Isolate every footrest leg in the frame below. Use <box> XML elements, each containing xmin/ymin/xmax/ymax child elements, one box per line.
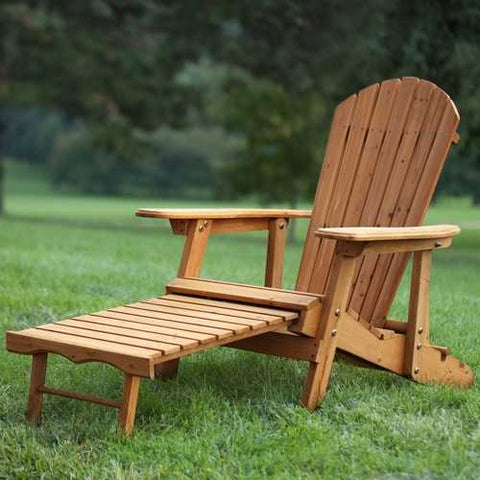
<box><xmin>26</xmin><ymin>353</ymin><xmax>48</xmax><ymax>425</ymax></box>
<box><xmin>154</xmin><ymin>359</ymin><xmax>179</xmax><ymax>381</ymax></box>
<box><xmin>118</xmin><ymin>373</ymin><xmax>140</xmax><ymax>435</ymax></box>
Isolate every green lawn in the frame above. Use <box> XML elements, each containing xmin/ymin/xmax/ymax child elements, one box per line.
<box><xmin>1</xmin><ymin>162</ymin><xmax>480</xmax><ymax>479</ymax></box>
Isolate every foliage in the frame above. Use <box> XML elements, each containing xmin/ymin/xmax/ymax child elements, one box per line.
<box><xmin>221</xmin><ymin>78</ymin><xmax>324</xmax><ymax>206</ymax></box>
<box><xmin>1</xmin><ymin>108</ymin><xmax>65</xmax><ymax>164</ymax></box>
<box><xmin>2</xmin><ymin>0</ymin><xmax>480</xmax><ymax>206</ymax></box>
<box><xmin>49</xmin><ymin>125</ymin><xmax>242</xmax><ymax>198</ymax></box>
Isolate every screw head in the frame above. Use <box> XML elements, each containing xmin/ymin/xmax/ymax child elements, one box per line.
<box><xmin>418</xmin><ymin>327</ymin><xmax>424</xmax><ymax>334</ymax></box>
<box><xmin>203</xmin><ymin>220</ymin><xmax>209</xmax><ymax>227</ymax></box>
<box><xmin>335</xmin><ymin>308</ymin><xmax>341</xmax><ymax>317</ymax></box>
<box><xmin>199</xmin><ymin>225</ymin><xmax>205</xmax><ymax>232</ymax></box>
<box><xmin>331</xmin><ymin>329</ymin><xmax>337</xmax><ymax>337</ymax></box>
<box><xmin>416</xmin><ymin>343</ymin><xmax>422</xmax><ymax>350</ymax></box>
<box><xmin>434</xmin><ymin>241</ymin><xmax>442</xmax><ymax>248</ymax></box>
<box><xmin>414</xmin><ymin>367</ymin><xmax>420</xmax><ymax>374</ymax></box>
<box><xmin>279</xmin><ymin>222</ymin><xmax>285</xmax><ymax>229</ymax></box>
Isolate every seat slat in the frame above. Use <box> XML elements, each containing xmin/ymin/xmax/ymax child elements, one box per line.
<box><xmin>146</xmin><ymin>297</ymin><xmax>289</xmax><ymax>322</ymax></box>
<box><xmin>164</xmin><ymin>294</ymin><xmax>298</xmax><ymax>319</ymax></box>
<box><xmin>9</xmin><ymin>328</ymin><xmax>157</xmax><ymax>358</ymax></box>
<box><xmin>73</xmin><ymin>315</ymin><xmax>213</xmax><ymax>344</ymax></box>
<box><xmin>166</xmin><ymin>278</ymin><xmax>320</xmax><ymax>311</ymax></box>
<box><xmin>138</xmin><ymin>300</ymin><xmax>280</xmax><ymax>328</ymax></box>
<box><xmin>125</xmin><ymin>303</ymin><xmax>254</xmax><ymax>332</ymax></box>
<box><xmin>106</xmin><ymin>308</ymin><xmax>234</xmax><ymax>338</ymax></box>
<box><xmin>35</xmin><ymin>324</ymin><xmax>180</xmax><ymax>354</ymax></box>
<box><xmin>59</xmin><ymin>319</ymin><xmax>199</xmax><ymax>349</ymax></box>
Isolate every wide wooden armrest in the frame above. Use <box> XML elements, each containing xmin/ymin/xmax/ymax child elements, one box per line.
<box><xmin>136</xmin><ymin>208</ymin><xmax>311</xmax><ymax>219</ymax></box>
<box><xmin>315</xmin><ymin>224</ymin><xmax>460</xmax><ymax>242</ymax></box>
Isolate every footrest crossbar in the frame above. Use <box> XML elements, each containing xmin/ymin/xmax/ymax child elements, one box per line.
<box><xmin>39</xmin><ymin>386</ymin><xmax>122</xmax><ymax>409</ymax></box>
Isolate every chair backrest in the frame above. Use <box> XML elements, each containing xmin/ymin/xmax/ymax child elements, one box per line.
<box><xmin>296</xmin><ymin>77</ymin><xmax>459</xmax><ymax>327</ymax></box>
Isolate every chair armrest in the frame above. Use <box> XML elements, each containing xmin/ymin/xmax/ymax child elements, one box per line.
<box><xmin>315</xmin><ymin>225</ymin><xmax>460</xmax><ymax>242</ymax></box>
<box><xmin>136</xmin><ymin>208</ymin><xmax>311</xmax><ymax>219</ymax></box>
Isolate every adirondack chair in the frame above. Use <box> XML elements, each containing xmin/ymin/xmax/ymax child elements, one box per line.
<box><xmin>6</xmin><ymin>77</ymin><xmax>473</xmax><ymax>435</ymax></box>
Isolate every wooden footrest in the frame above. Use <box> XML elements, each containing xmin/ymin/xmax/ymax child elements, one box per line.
<box><xmin>6</xmin><ymin>294</ymin><xmax>298</xmax><ymax>378</ymax></box>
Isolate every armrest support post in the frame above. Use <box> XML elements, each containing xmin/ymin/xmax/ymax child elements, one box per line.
<box><xmin>265</xmin><ymin>218</ymin><xmax>288</xmax><ymax>288</ymax></box>
<box><xmin>177</xmin><ymin>219</ymin><xmax>212</xmax><ymax>277</ymax></box>
<box><xmin>405</xmin><ymin>250</ymin><xmax>431</xmax><ymax>379</ymax></box>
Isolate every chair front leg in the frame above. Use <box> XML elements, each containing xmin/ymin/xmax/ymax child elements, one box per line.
<box><xmin>301</xmin><ymin>243</ymin><xmax>362</xmax><ymax>410</ymax></box>
<box><xmin>26</xmin><ymin>353</ymin><xmax>48</xmax><ymax>425</ymax></box>
<box><xmin>118</xmin><ymin>373</ymin><xmax>141</xmax><ymax>435</ymax></box>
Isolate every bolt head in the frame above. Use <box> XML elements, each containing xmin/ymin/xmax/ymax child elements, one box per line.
<box><xmin>418</xmin><ymin>327</ymin><xmax>424</xmax><ymax>334</ymax></box>
<box><xmin>279</xmin><ymin>223</ymin><xmax>285</xmax><ymax>229</ymax></box>
<box><xmin>331</xmin><ymin>329</ymin><xmax>337</xmax><ymax>337</ymax></box>
<box><xmin>434</xmin><ymin>241</ymin><xmax>442</xmax><ymax>248</ymax></box>
<box><xmin>414</xmin><ymin>367</ymin><xmax>420</xmax><ymax>374</ymax></box>
<box><xmin>199</xmin><ymin>225</ymin><xmax>205</xmax><ymax>232</ymax></box>
<box><xmin>335</xmin><ymin>308</ymin><xmax>341</xmax><ymax>317</ymax></box>
<box><xmin>416</xmin><ymin>343</ymin><xmax>422</xmax><ymax>350</ymax></box>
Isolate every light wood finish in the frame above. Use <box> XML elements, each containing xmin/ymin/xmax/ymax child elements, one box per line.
<box><xmin>296</xmin><ymin>78</ymin><xmax>460</xmax><ymax>330</ymax></box>
<box><xmin>265</xmin><ymin>218</ymin><xmax>288</xmax><ymax>288</ymax></box>
<box><xmin>178</xmin><ymin>219</ymin><xmax>211</xmax><ymax>277</ymax></box>
<box><xmin>7</xmin><ymin>78</ymin><xmax>473</xmax><ymax>435</ymax></box>
<box><xmin>315</xmin><ymin>225</ymin><xmax>460</xmax><ymax>241</ymax></box>
<box><xmin>301</xmin><ymin>249</ymin><xmax>361</xmax><ymax>410</ymax></box>
<box><xmin>225</xmin><ymin>332</ymin><xmax>320</xmax><ymax>361</ymax></box>
<box><xmin>166</xmin><ymin>277</ymin><xmax>321</xmax><ymax>311</ymax></box>
<box><xmin>136</xmin><ymin>208</ymin><xmax>311</xmax><ymax>219</ymax></box>
<box><xmin>39</xmin><ymin>386</ymin><xmax>122</xmax><ymax>409</ymax></box>
<box><xmin>26</xmin><ymin>353</ymin><xmax>48</xmax><ymax>425</ymax></box>
<box><xmin>119</xmin><ymin>374</ymin><xmax>140</xmax><ymax>435</ymax></box>
<box><xmin>288</xmin><ymin>303</ymin><xmax>323</xmax><ymax>337</ymax></box>
<box><xmin>405</xmin><ymin>251</ymin><xmax>431</xmax><ymax>378</ymax></box>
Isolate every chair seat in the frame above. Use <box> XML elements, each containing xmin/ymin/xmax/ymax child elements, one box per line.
<box><xmin>6</xmin><ymin>293</ymin><xmax>299</xmax><ymax>379</ymax></box>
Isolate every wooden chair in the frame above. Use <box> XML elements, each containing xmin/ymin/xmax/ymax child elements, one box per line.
<box><xmin>6</xmin><ymin>77</ymin><xmax>473</xmax><ymax>435</ymax></box>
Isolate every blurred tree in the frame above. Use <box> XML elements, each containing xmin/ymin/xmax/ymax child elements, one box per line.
<box><xmin>2</xmin><ymin>0</ymin><xmax>480</xmax><ymax>216</ymax></box>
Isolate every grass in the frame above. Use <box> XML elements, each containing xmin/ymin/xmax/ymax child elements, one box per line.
<box><xmin>1</xmin><ymin>161</ymin><xmax>479</xmax><ymax>479</ymax></box>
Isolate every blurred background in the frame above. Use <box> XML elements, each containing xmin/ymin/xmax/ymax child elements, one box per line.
<box><xmin>1</xmin><ymin>0</ymin><xmax>480</xmax><ymax>223</ymax></box>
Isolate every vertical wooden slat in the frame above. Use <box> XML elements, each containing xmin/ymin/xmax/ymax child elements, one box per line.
<box><xmin>296</xmin><ymin>77</ymin><xmax>459</xmax><ymax>330</ymax></box>
<box><xmin>349</xmin><ymin>80</ymin><xmax>437</xmax><ymax>320</ymax></box>
<box><xmin>346</xmin><ymin>79</ymin><xmax>421</xmax><ymax>312</ymax></box>
<box><xmin>370</xmin><ymin>94</ymin><xmax>459</xmax><ymax>324</ymax></box>
<box><xmin>307</xmin><ymin>83</ymin><xmax>380</xmax><ymax>294</ymax></box>
<box><xmin>296</xmin><ymin>94</ymin><xmax>357</xmax><ymax>291</ymax></box>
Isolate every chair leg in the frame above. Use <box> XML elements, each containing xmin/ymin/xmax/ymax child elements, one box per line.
<box><xmin>301</xmin><ymin>345</ymin><xmax>337</xmax><ymax>410</ymax></box>
<box><xmin>154</xmin><ymin>359</ymin><xmax>179</xmax><ymax>380</ymax></box>
<box><xmin>300</xmin><ymin>246</ymin><xmax>361</xmax><ymax>410</ymax></box>
<box><xmin>118</xmin><ymin>373</ymin><xmax>141</xmax><ymax>435</ymax></box>
<box><xmin>26</xmin><ymin>353</ymin><xmax>48</xmax><ymax>425</ymax></box>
